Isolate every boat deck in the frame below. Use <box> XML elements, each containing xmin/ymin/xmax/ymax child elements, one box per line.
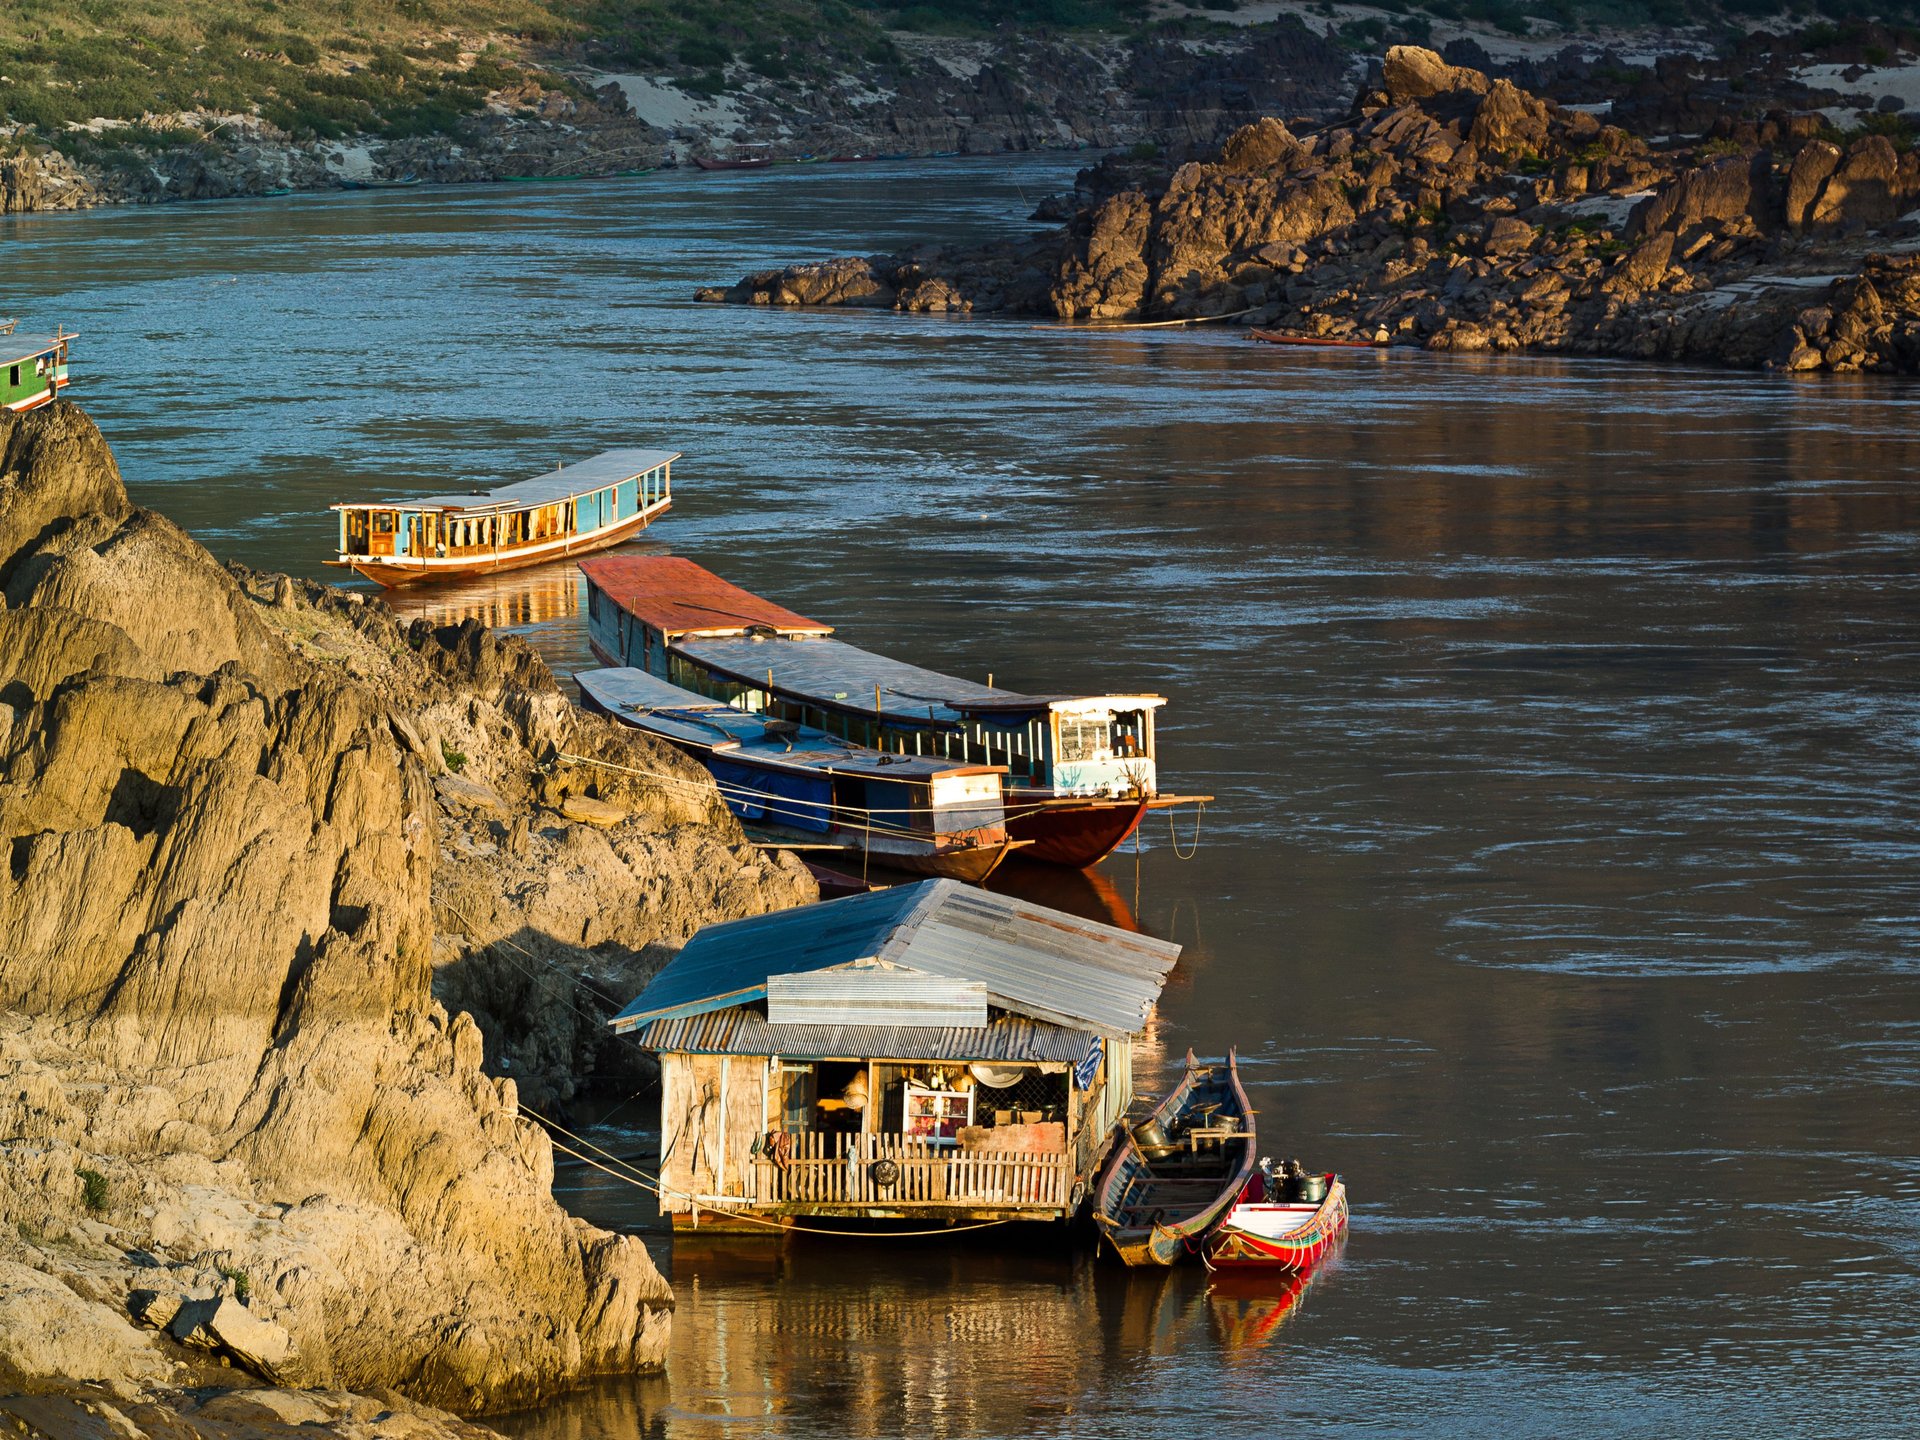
<box><xmin>576</xmin><ymin>668</ymin><xmax>1002</xmax><ymax>783</ymax></box>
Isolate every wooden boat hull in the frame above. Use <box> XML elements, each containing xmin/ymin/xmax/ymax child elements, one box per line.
<box><xmin>1248</xmin><ymin>329</ymin><xmax>1380</xmax><ymax>349</ymax></box>
<box><xmin>694</xmin><ymin>156</ymin><xmax>774</xmax><ymax>170</ymax></box>
<box><xmin>579</xmin><ymin>679</ymin><xmax>1025</xmax><ymax>883</ymax></box>
<box><xmin>1093</xmin><ymin>1050</ymin><xmax>1257</xmax><ymax>1267</ymax></box>
<box><xmin>1006</xmin><ymin>798</ymin><xmax>1148</xmax><ymax>868</ymax></box>
<box><xmin>335</xmin><ymin>504</ymin><xmax>665</xmax><ymax>588</ymax></box>
<box><xmin>1205</xmin><ymin>1179</ymin><xmax>1348</xmax><ymax>1271</ymax></box>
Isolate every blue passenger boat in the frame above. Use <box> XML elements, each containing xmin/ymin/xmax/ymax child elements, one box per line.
<box><xmin>575</xmin><ymin>666</ymin><xmax>1026</xmax><ymax>882</ymax></box>
<box><xmin>579</xmin><ymin>555</ymin><xmax>1209</xmax><ymax>868</ymax></box>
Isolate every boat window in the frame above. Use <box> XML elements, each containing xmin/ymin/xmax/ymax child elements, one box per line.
<box><xmin>1112</xmin><ymin>710</ymin><xmax>1150</xmax><ymax>758</ymax></box>
<box><xmin>373</xmin><ymin>512</ymin><xmax>394</xmax><ymax>534</ymax></box>
<box><xmin>7</xmin><ymin>365</ymin><xmax>16</xmax><ymax>388</ymax></box>
<box><xmin>1057</xmin><ymin>717</ymin><xmax>1111</xmax><ymax>763</ymax></box>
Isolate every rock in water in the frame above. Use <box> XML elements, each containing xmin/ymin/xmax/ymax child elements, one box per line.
<box><xmin>0</xmin><ymin>403</ymin><xmax>674</xmax><ymax>1412</ymax></box>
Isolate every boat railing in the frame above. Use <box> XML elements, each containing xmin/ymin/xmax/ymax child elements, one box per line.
<box><xmin>749</xmin><ymin>1131</ymin><xmax>1070</xmax><ymax>1210</ymax></box>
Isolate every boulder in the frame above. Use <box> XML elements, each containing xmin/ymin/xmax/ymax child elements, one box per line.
<box><xmin>1629</xmin><ymin>153</ymin><xmax>1768</xmax><ymax>238</ymax></box>
<box><xmin>1381</xmin><ymin>46</ymin><xmax>1490</xmax><ymax>103</ymax></box>
<box><xmin>1470</xmin><ymin>80</ymin><xmax>1551</xmax><ymax>156</ymax></box>
<box><xmin>1809</xmin><ymin>135</ymin><xmax>1904</xmax><ymax>230</ymax></box>
<box><xmin>436</xmin><ymin>773</ymin><xmax>507</xmax><ymax>817</ymax></box>
<box><xmin>558</xmin><ymin>794</ymin><xmax>627</xmax><ymax>828</ymax></box>
<box><xmin>1484</xmin><ymin>216</ymin><xmax>1536</xmax><ymax>255</ymax></box>
<box><xmin>0</xmin><ymin>1261</ymin><xmax>171</xmax><ymax>1388</ymax></box>
<box><xmin>1785</xmin><ymin>140</ymin><xmax>1842</xmax><ymax>230</ymax></box>
<box><xmin>168</xmin><ymin>1296</ymin><xmax>296</xmax><ymax>1381</ymax></box>
<box><xmin>1217</xmin><ymin>117</ymin><xmax>1300</xmax><ymax>174</ymax></box>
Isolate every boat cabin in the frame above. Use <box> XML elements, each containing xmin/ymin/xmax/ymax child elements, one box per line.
<box><xmin>576</xmin><ymin>666</ymin><xmax>1017</xmax><ymax>880</ymax></box>
<box><xmin>1</xmin><ymin>328</ymin><xmax>74</xmax><ymax>413</ymax></box>
<box><xmin>610</xmin><ymin>878</ymin><xmax>1181</xmax><ymax>1228</ymax></box>
<box><xmin>330</xmin><ymin>448</ymin><xmax>678</xmax><ymax>587</ymax></box>
<box><xmin>579</xmin><ymin>554</ymin><xmax>1167</xmax><ymax>801</ymax></box>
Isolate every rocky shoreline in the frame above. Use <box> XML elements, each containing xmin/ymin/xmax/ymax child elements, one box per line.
<box><xmin>0</xmin><ymin>403</ymin><xmax>811</xmax><ymax>1433</ymax></box>
<box><xmin>698</xmin><ymin>43</ymin><xmax>1920</xmax><ymax>376</ymax></box>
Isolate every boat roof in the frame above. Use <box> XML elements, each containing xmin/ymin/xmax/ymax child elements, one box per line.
<box><xmin>575</xmin><ymin>667</ymin><xmax>1003</xmax><ymax>782</ymax></box>
<box><xmin>578</xmin><ymin>554</ymin><xmax>831</xmax><ymax>640</ymax></box>
<box><xmin>334</xmin><ymin>448</ymin><xmax>680</xmax><ymax>517</ymax></box>
<box><xmin>610</xmin><ymin>877</ymin><xmax>1180</xmax><ymax>1038</ymax></box>
<box><xmin>678</xmin><ymin>632</ymin><xmax>1165</xmax><ymax>725</ymax></box>
<box><xmin>3</xmin><ymin>333</ymin><xmax>74</xmax><ymax>368</ymax></box>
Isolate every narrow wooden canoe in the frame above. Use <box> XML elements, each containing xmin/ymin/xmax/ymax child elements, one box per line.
<box><xmin>1248</xmin><ymin>329</ymin><xmax>1381</xmax><ymax>349</ymax></box>
<box><xmin>1093</xmin><ymin>1050</ymin><xmax>1258</xmax><ymax>1267</ymax></box>
<box><xmin>1204</xmin><ymin>1175</ymin><xmax>1348</xmax><ymax>1271</ymax></box>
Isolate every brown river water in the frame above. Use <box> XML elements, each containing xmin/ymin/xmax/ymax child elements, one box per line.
<box><xmin>6</xmin><ymin>157</ymin><xmax>1918</xmax><ymax>1437</ymax></box>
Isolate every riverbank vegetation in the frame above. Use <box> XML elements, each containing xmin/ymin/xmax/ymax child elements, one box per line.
<box><xmin>10</xmin><ymin>0</ymin><xmax>1920</xmax><ymax>142</ymax></box>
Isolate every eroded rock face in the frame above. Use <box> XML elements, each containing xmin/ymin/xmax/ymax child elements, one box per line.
<box><xmin>0</xmin><ymin>404</ymin><xmax>807</xmax><ymax>1414</ymax></box>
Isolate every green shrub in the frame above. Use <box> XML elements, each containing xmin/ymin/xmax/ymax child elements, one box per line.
<box><xmin>217</xmin><ymin>1262</ymin><xmax>252</xmax><ymax>1306</ymax></box>
<box><xmin>441</xmin><ymin>741</ymin><xmax>467</xmax><ymax>774</ymax></box>
<box><xmin>77</xmin><ymin>1168</ymin><xmax>108</xmax><ymax>1213</ymax></box>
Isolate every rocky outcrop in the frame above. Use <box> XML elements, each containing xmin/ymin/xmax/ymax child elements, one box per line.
<box><xmin>699</xmin><ymin>46</ymin><xmax>1920</xmax><ymax>376</ymax></box>
<box><xmin>0</xmin><ymin>403</ymin><xmax>807</xmax><ymax>1421</ymax></box>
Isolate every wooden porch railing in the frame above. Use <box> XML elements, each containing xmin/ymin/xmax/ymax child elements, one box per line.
<box><xmin>750</xmin><ymin>1132</ymin><xmax>1070</xmax><ymax>1210</ymax></box>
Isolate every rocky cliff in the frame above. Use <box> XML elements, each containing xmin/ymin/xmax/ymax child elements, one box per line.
<box><xmin>699</xmin><ymin>44</ymin><xmax>1920</xmax><ymax>376</ymax></box>
<box><xmin>0</xmin><ymin>403</ymin><xmax>809</xmax><ymax>1426</ymax></box>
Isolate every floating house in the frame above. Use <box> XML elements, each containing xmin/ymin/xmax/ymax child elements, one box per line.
<box><xmin>2</xmin><ymin>328</ymin><xmax>74</xmax><ymax>413</ymax></box>
<box><xmin>576</xmin><ymin>666</ymin><xmax>1025</xmax><ymax>881</ymax></box>
<box><xmin>330</xmin><ymin>448</ymin><xmax>676</xmax><ymax>588</ymax></box>
<box><xmin>610</xmin><ymin>879</ymin><xmax>1181</xmax><ymax>1229</ymax></box>
<box><xmin>579</xmin><ymin>555</ymin><xmax>1209</xmax><ymax>867</ymax></box>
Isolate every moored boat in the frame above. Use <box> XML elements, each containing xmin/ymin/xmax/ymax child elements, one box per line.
<box><xmin>578</xmin><ymin>554</ymin><xmax>1209</xmax><ymax>868</ymax></box>
<box><xmin>576</xmin><ymin>665</ymin><xmax>1027</xmax><ymax>882</ymax></box>
<box><xmin>329</xmin><ymin>448</ymin><xmax>676</xmax><ymax>588</ymax></box>
<box><xmin>1204</xmin><ymin>1160</ymin><xmax>1349</xmax><ymax>1272</ymax></box>
<box><xmin>1248</xmin><ymin>328</ymin><xmax>1383</xmax><ymax>349</ymax></box>
<box><xmin>1092</xmin><ymin>1050</ymin><xmax>1257</xmax><ymax>1267</ymax></box>
<box><xmin>2</xmin><ymin>326</ymin><xmax>75</xmax><ymax>413</ymax></box>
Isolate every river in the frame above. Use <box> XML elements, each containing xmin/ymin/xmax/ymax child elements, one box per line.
<box><xmin>8</xmin><ymin>157</ymin><xmax>1918</xmax><ymax>1437</ymax></box>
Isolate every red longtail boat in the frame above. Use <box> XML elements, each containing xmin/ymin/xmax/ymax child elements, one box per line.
<box><xmin>1204</xmin><ymin>1161</ymin><xmax>1349</xmax><ymax>1271</ymax></box>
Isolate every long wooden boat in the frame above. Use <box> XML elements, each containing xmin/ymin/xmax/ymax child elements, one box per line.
<box><xmin>1248</xmin><ymin>329</ymin><xmax>1381</xmax><ymax>349</ymax></box>
<box><xmin>2</xmin><ymin>327</ymin><xmax>75</xmax><ymax>413</ymax></box>
<box><xmin>329</xmin><ymin>448</ymin><xmax>676</xmax><ymax>588</ymax></box>
<box><xmin>1205</xmin><ymin>1166</ymin><xmax>1348</xmax><ymax>1271</ymax></box>
<box><xmin>578</xmin><ymin>554</ymin><xmax>1210</xmax><ymax>869</ymax></box>
<box><xmin>1092</xmin><ymin>1050</ymin><xmax>1257</xmax><ymax>1267</ymax></box>
<box><xmin>575</xmin><ymin>665</ymin><xmax>1027</xmax><ymax>882</ymax></box>
<box><xmin>693</xmin><ymin>154</ymin><xmax>774</xmax><ymax>171</ymax></box>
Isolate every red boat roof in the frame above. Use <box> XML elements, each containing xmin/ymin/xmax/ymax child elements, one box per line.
<box><xmin>578</xmin><ymin>555</ymin><xmax>832</xmax><ymax>639</ymax></box>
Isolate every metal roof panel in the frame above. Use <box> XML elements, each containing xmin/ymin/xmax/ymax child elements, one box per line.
<box><xmin>579</xmin><ymin>555</ymin><xmax>830</xmax><ymax>640</ymax></box>
<box><xmin>610</xmin><ymin>879</ymin><xmax>1179</xmax><ymax>1037</ymax></box>
<box><xmin>626</xmin><ymin>1007</ymin><xmax>1094</xmax><ymax>1063</ymax></box>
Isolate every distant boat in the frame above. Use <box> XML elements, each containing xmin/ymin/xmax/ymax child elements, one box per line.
<box><xmin>328</xmin><ymin>448</ymin><xmax>676</xmax><ymax>588</ymax></box>
<box><xmin>577</xmin><ymin>554</ymin><xmax>1210</xmax><ymax>868</ymax></box>
<box><xmin>1205</xmin><ymin>1164</ymin><xmax>1349</xmax><ymax>1272</ymax></box>
<box><xmin>575</xmin><ymin>666</ymin><xmax>1028</xmax><ymax>882</ymax></box>
<box><xmin>1</xmin><ymin>326</ymin><xmax>74</xmax><ymax>413</ymax></box>
<box><xmin>1092</xmin><ymin>1050</ymin><xmax>1257</xmax><ymax>1267</ymax></box>
<box><xmin>1249</xmin><ymin>329</ymin><xmax>1382</xmax><ymax>349</ymax></box>
<box><xmin>693</xmin><ymin>153</ymin><xmax>774</xmax><ymax>171</ymax></box>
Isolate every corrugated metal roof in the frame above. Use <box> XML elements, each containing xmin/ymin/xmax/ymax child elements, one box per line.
<box><xmin>343</xmin><ymin>448</ymin><xmax>679</xmax><ymax>515</ymax></box>
<box><xmin>768</xmin><ymin>969</ymin><xmax>990</xmax><ymax>1028</ymax></box>
<box><xmin>679</xmin><ymin>633</ymin><xmax>1163</xmax><ymax>726</ymax></box>
<box><xmin>579</xmin><ymin>555</ymin><xmax>830</xmax><ymax>640</ymax></box>
<box><xmin>627</xmin><ymin>1006</ymin><xmax>1094</xmax><ymax>1062</ymax></box>
<box><xmin>610</xmin><ymin>879</ymin><xmax>1179</xmax><ymax>1039</ymax></box>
